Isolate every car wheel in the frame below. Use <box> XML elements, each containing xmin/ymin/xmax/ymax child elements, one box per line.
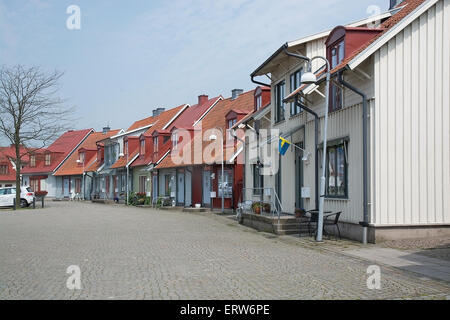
<box><xmin>20</xmin><ymin>199</ymin><xmax>28</xmax><ymax>208</ymax></box>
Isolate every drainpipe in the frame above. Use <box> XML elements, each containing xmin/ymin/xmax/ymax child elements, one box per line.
<box><xmin>294</xmin><ymin>97</ymin><xmax>320</xmax><ymax>211</ymax></box>
<box><xmin>338</xmin><ymin>70</ymin><xmax>369</xmax><ymax>244</ymax></box>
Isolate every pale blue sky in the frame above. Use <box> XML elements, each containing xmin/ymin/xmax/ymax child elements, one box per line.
<box><xmin>0</xmin><ymin>0</ymin><xmax>388</xmax><ymax>138</ymax></box>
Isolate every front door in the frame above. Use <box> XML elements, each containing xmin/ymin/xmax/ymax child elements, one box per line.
<box><xmin>177</xmin><ymin>172</ymin><xmax>185</xmax><ymax>205</ymax></box>
<box><xmin>152</xmin><ymin>175</ymin><xmax>158</xmax><ymax>201</ymax></box>
<box><xmin>295</xmin><ymin>142</ymin><xmax>304</xmax><ymax>209</ymax></box>
<box><xmin>185</xmin><ymin>169</ymin><xmax>192</xmax><ymax>207</ymax></box>
<box><xmin>63</xmin><ymin>178</ymin><xmax>70</xmax><ymax>197</ymax></box>
<box><xmin>202</xmin><ymin>171</ymin><xmax>211</xmax><ymax>206</ymax></box>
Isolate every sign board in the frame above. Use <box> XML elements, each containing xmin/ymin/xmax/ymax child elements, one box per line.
<box><xmin>301</xmin><ymin>187</ymin><xmax>311</xmax><ymax>199</ymax></box>
<box><xmin>210</xmin><ymin>192</ymin><xmax>217</xmax><ymax>198</ymax></box>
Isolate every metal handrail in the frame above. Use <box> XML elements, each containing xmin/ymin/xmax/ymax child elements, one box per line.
<box><xmin>239</xmin><ymin>188</ymin><xmax>283</xmax><ymax>221</ymax></box>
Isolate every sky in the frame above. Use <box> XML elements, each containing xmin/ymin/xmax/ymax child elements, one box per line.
<box><xmin>0</xmin><ymin>0</ymin><xmax>388</xmax><ymax>143</ymax></box>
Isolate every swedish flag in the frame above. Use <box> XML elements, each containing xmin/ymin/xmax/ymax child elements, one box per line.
<box><xmin>279</xmin><ymin>137</ymin><xmax>291</xmax><ymax>156</ymax></box>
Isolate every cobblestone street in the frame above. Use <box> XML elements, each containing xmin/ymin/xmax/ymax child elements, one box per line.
<box><xmin>0</xmin><ymin>202</ymin><xmax>449</xmax><ymax>300</ymax></box>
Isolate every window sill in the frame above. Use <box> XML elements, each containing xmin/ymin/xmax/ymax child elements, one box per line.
<box><xmin>325</xmin><ymin>197</ymin><xmax>349</xmax><ymax>201</ymax></box>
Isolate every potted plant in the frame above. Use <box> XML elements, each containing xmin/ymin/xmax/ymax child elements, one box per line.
<box><xmin>295</xmin><ymin>208</ymin><xmax>306</xmax><ymax>218</ymax></box>
<box><xmin>252</xmin><ymin>202</ymin><xmax>262</xmax><ymax>215</ymax></box>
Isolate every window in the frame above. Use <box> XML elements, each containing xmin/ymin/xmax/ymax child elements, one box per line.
<box><xmin>124</xmin><ymin>141</ymin><xmax>128</xmax><ymax>156</ymax></box>
<box><xmin>227</xmin><ymin>119</ymin><xmax>237</xmax><ymax>140</ymax></box>
<box><xmin>255</xmin><ymin>95</ymin><xmax>262</xmax><ymax>111</ymax></box>
<box><xmin>290</xmin><ymin>69</ymin><xmax>303</xmax><ymax>116</ymax></box>
<box><xmin>105</xmin><ymin>177</ymin><xmax>110</xmax><ymax>194</ymax></box>
<box><xmin>45</xmin><ymin>153</ymin><xmax>51</xmax><ymax>166</ymax></box>
<box><xmin>30</xmin><ymin>155</ymin><xmax>36</xmax><ymax>167</ymax></box>
<box><xmin>6</xmin><ymin>184</ymin><xmax>13</xmax><ymax>188</ymax></box>
<box><xmin>0</xmin><ymin>164</ymin><xmax>7</xmax><ymax>175</ymax></box>
<box><xmin>30</xmin><ymin>178</ymin><xmax>40</xmax><ymax>192</ymax></box>
<box><xmin>326</xmin><ymin>142</ymin><xmax>348</xmax><ymax>198</ymax></box>
<box><xmin>253</xmin><ymin>164</ymin><xmax>264</xmax><ymax>195</ymax></box>
<box><xmin>140</xmin><ymin>140</ymin><xmax>145</xmax><ymax>155</ymax></box>
<box><xmin>121</xmin><ymin>175</ymin><xmax>126</xmax><ymax>192</ymax></box>
<box><xmin>164</xmin><ymin>175</ymin><xmax>171</xmax><ymax>196</ymax></box>
<box><xmin>275</xmin><ymin>81</ymin><xmax>285</xmax><ymax>123</ymax></box>
<box><xmin>172</xmin><ymin>132</ymin><xmax>178</xmax><ymax>150</ymax></box>
<box><xmin>153</xmin><ymin>137</ymin><xmax>159</xmax><ymax>153</ymax></box>
<box><xmin>139</xmin><ymin>176</ymin><xmax>147</xmax><ymax>194</ymax></box>
<box><xmin>79</xmin><ymin>152</ymin><xmax>85</xmax><ymax>165</ymax></box>
<box><xmin>163</xmin><ymin>136</ymin><xmax>170</xmax><ymax>144</ymax></box>
<box><xmin>218</xmin><ymin>170</ymin><xmax>233</xmax><ymax>198</ymax></box>
<box><xmin>75</xmin><ymin>178</ymin><xmax>81</xmax><ymax>194</ymax></box>
<box><xmin>329</xmin><ymin>40</ymin><xmax>344</xmax><ymax>112</ymax></box>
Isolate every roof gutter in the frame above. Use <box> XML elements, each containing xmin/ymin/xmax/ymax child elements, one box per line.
<box><xmin>338</xmin><ymin>69</ymin><xmax>369</xmax><ymax>244</ymax></box>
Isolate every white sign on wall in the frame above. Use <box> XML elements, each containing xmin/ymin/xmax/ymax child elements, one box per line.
<box><xmin>301</xmin><ymin>187</ymin><xmax>311</xmax><ymax>199</ymax></box>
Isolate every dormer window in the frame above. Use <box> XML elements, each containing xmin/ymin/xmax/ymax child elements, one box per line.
<box><xmin>153</xmin><ymin>137</ymin><xmax>159</xmax><ymax>153</ymax></box>
<box><xmin>124</xmin><ymin>141</ymin><xmax>128</xmax><ymax>156</ymax></box>
<box><xmin>328</xmin><ymin>39</ymin><xmax>344</xmax><ymax>112</ymax></box>
<box><xmin>30</xmin><ymin>155</ymin><xmax>36</xmax><ymax>167</ymax></box>
<box><xmin>227</xmin><ymin>119</ymin><xmax>237</xmax><ymax>140</ymax></box>
<box><xmin>256</xmin><ymin>95</ymin><xmax>262</xmax><ymax>111</ymax></box>
<box><xmin>79</xmin><ymin>152</ymin><xmax>85</xmax><ymax>165</ymax></box>
<box><xmin>172</xmin><ymin>132</ymin><xmax>178</xmax><ymax>150</ymax></box>
<box><xmin>45</xmin><ymin>153</ymin><xmax>51</xmax><ymax>166</ymax></box>
<box><xmin>140</xmin><ymin>139</ymin><xmax>145</xmax><ymax>155</ymax></box>
<box><xmin>0</xmin><ymin>164</ymin><xmax>7</xmax><ymax>175</ymax></box>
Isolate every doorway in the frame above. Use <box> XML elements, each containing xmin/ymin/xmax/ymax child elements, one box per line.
<box><xmin>177</xmin><ymin>171</ymin><xmax>185</xmax><ymax>206</ymax></box>
<box><xmin>295</xmin><ymin>142</ymin><xmax>304</xmax><ymax>210</ymax></box>
<box><xmin>202</xmin><ymin>170</ymin><xmax>211</xmax><ymax>206</ymax></box>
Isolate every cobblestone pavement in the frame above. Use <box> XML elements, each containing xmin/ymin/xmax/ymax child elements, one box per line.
<box><xmin>0</xmin><ymin>202</ymin><xmax>449</xmax><ymax>300</ymax></box>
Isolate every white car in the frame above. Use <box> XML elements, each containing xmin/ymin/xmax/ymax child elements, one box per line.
<box><xmin>0</xmin><ymin>187</ymin><xmax>35</xmax><ymax>208</ymax></box>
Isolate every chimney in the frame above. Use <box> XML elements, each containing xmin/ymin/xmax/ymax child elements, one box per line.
<box><xmin>102</xmin><ymin>126</ymin><xmax>111</xmax><ymax>134</ymax></box>
<box><xmin>389</xmin><ymin>0</ymin><xmax>403</xmax><ymax>9</ymax></box>
<box><xmin>198</xmin><ymin>94</ymin><xmax>209</xmax><ymax>106</ymax></box>
<box><xmin>232</xmin><ymin>89</ymin><xmax>244</xmax><ymax>100</ymax></box>
<box><xmin>152</xmin><ymin>108</ymin><xmax>166</xmax><ymax>117</ymax></box>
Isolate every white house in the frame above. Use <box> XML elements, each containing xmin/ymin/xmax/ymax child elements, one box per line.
<box><xmin>243</xmin><ymin>0</ymin><xmax>449</xmax><ymax>243</ymax></box>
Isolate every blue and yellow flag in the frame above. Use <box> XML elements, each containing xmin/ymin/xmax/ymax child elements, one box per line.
<box><xmin>279</xmin><ymin>137</ymin><xmax>291</xmax><ymax>156</ymax></box>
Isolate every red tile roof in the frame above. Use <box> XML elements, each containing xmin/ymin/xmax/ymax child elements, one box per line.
<box><xmin>111</xmin><ymin>149</ymin><xmax>139</xmax><ymax>169</ymax></box>
<box><xmin>54</xmin><ymin>130</ymin><xmax>120</xmax><ymax>176</ymax></box>
<box><xmin>0</xmin><ymin>146</ymin><xmax>30</xmax><ymax>182</ymax></box>
<box><xmin>157</xmin><ymin>91</ymin><xmax>255</xmax><ymax>169</ymax></box>
<box><xmin>168</xmin><ymin>96</ymin><xmax>222</xmax><ymax>131</ymax></box>
<box><xmin>331</xmin><ymin>0</ymin><xmax>426</xmax><ymax>74</ymax></box>
<box><xmin>22</xmin><ymin>129</ymin><xmax>93</xmax><ymax>174</ymax></box>
<box><xmin>126</xmin><ymin>116</ymin><xmax>156</xmax><ymax>132</ymax></box>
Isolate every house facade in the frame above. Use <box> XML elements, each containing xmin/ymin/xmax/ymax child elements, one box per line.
<box><xmin>21</xmin><ymin>129</ymin><xmax>93</xmax><ymax>198</ymax></box>
<box><xmin>0</xmin><ymin>145</ymin><xmax>30</xmax><ymax>188</ymax></box>
<box><xmin>53</xmin><ymin>128</ymin><xmax>120</xmax><ymax>199</ymax></box>
<box><xmin>130</xmin><ymin>104</ymin><xmax>189</xmax><ymax>198</ymax></box>
<box><xmin>245</xmin><ymin>0</ymin><xmax>450</xmax><ymax>242</ymax></box>
<box><xmin>155</xmin><ymin>90</ymin><xmax>257</xmax><ymax>210</ymax></box>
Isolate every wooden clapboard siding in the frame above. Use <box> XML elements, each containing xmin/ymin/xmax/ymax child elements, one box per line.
<box><xmin>373</xmin><ymin>0</ymin><xmax>450</xmax><ymax>225</ymax></box>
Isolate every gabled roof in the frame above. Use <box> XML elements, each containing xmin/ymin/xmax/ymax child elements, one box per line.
<box><xmin>332</xmin><ymin>0</ymin><xmax>430</xmax><ymax>74</ymax></box>
<box><xmin>172</xmin><ymin>96</ymin><xmax>223</xmax><ymax>130</ymax></box>
<box><xmin>251</xmin><ymin>9</ymin><xmax>394</xmax><ymax>77</ymax></box>
<box><xmin>54</xmin><ymin>130</ymin><xmax>120</xmax><ymax>176</ymax></box>
<box><xmin>0</xmin><ymin>145</ymin><xmax>30</xmax><ymax>182</ymax></box>
<box><xmin>22</xmin><ymin>129</ymin><xmax>93</xmax><ymax>174</ymax></box>
<box><xmin>157</xmin><ymin>91</ymin><xmax>255</xmax><ymax>169</ymax></box>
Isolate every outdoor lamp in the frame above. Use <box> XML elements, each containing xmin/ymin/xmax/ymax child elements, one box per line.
<box><xmin>119</xmin><ymin>153</ymin><xmax>124</xmax><ymax>157</ymax></box>
<box><xmin>301</xmin><ymin>71</ymin><xmax>317</xmax><ymax>85</ymax></box>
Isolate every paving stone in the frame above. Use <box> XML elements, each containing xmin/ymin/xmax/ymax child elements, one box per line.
<box><xmin>0</xmin><ymin>201</ymin><xmax>448</xmax><ymax>300</ymax></box>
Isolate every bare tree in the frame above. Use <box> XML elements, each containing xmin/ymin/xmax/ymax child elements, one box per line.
<box><xmin>0</xmin><ymin>65</ymin><xmax>75</xmax><ymax>208</ymax></box>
